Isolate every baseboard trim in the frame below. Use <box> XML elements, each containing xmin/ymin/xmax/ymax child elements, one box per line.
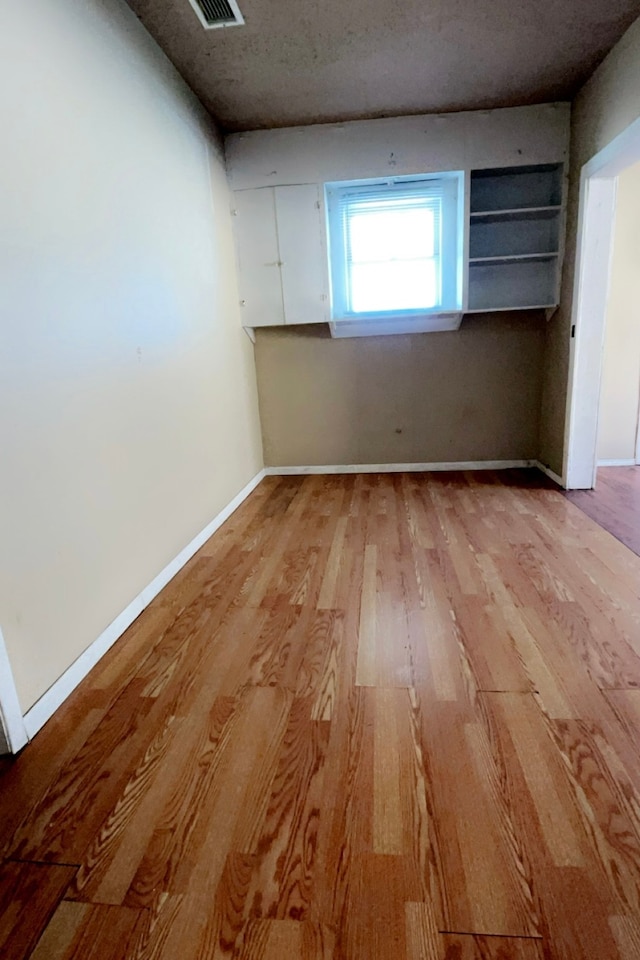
<box><xmin>266</xmin><ymin>460</ymin><xmax>536</xmax><ymax>476</ymax></box>
<box><xmin>22</xmin><ymin>468</ymin><xmax>266</xmax><ymax>743</ymax></box>
<box><xmin>534</xmin><ymin>460</ymin><xmax>565</xmax><ymax>487</ymax></box>
<box><xmin>597</xmin><ymin>458</ymin><xmax>636</xmax><ymax>467</ymax></box>
<box><xmin>0</xmin><ymin>628</ymin><xmax>29</xmax><ymax>755</ymax></box>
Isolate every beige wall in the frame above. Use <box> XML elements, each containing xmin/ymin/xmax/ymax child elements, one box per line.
<box><xmin>597</xmin><ymin>161</ymin><xmax>640</xmax><ymax>463</ymax></box>
<box><xmin>539</xmin><ymin>16</ymin><xmax>640</xmax><ymax>474</ymax></box>
<box><xmin>0</xmin><ymin>0</ymin><xmax>263</xmax><ymax>712</ymax></box>
<box><xmin>255</xmin><ymin>315</ymin><xmax>544</xmax><ymax>466</ymax></box>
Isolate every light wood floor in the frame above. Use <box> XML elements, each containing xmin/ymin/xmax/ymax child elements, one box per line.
<box><xmin>3</xmin><ymin>470</ymin><xmax>640</xmax><ymax>959</ymax></box>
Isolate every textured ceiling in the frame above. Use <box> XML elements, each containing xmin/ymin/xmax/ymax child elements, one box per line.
<box><xmin>124</xmin><ymin>0</ymin><xmax>640</xmax><ymax>131</ymax></box>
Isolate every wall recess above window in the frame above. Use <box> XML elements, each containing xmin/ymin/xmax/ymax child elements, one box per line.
<box><xmin>186</xmin><ymin>0</ymin><xmax>244</xmax><ymax>30</ymax></box>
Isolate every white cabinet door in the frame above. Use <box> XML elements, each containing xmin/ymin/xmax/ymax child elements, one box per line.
<box><xmin>275</xmin><ymin>184</ymin><xmax>328</xmax><ymax>326</ymax></box>
<box><xmin>233</xmin><ymin>188</ymin><xmax>284</xmax><ymax>328</ymax></box>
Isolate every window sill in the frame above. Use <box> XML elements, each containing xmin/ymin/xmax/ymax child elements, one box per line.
<box><xmin>329</xmin><ymin>312</ymin><xmax>463</xmax><ymax>338</ymax></box>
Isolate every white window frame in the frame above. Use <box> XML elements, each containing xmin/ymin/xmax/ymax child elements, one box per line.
<box><xmin>325</xmin><ymin>172</ymin><xmax>463</xmax><ymax>329</ymax></box>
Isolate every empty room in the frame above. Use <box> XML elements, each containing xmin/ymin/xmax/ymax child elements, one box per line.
<box><xmin>3</xmin><ymin>1</ymin><xmax>640</xmax><ymax>958</ymax></box>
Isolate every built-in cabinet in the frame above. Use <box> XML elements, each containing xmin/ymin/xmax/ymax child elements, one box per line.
<box><xmin>232</xmin><ymin>163</ymin><xmax>566</xmax><ymax>331</ymax></box>
<box><xmin>467</xmin><ymin>163</ymin><xmax>564</xmax><ymax>311</ymax></box>
<box><xmin>232</xmin><ymin>184</ymin><xmax>328</xmax><ymax>328</ymax></box>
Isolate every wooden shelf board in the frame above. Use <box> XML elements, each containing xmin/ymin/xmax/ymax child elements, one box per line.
<box><xmin>470</xmin><ymin>205</ymin><xmax>562</xmax><ymax>219</ymax></box>
<box><xmin>465</xmin><ymin>303</ymin><xmax>557</xmax><ymax>313</ymax></box>
<box><xmin>469</xmin><ymin>252</ymin><xmax>559</xmax><ymax>265</ymax></box>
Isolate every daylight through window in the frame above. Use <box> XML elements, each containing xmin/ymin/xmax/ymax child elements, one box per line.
<box><xmin>326</xmin><ymin>174</ymin><xmax>461</xmax><ymax>323</ymax></box>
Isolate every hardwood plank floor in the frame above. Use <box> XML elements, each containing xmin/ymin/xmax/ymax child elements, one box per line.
<box><xmin>3</xmin><ymin>470</ymin><xmax>640</xmax><ymax>957</ymax></box>
<box><xmin>565</xmin><ymin>465</ymin><xmax>640</xmax><ymax>558</ymax></box>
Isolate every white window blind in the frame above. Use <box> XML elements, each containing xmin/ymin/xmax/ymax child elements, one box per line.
<box><xmin>326</xmin><ymin>175</ymin><xmax>461</xmax><ymax>324</ymax></box>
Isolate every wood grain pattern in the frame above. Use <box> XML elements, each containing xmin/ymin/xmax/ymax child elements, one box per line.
<box><xmin>3</xmin><ymin>470</ymin><xmax>640</xmax><ymax>958</ymax></box>
<box><xmin>372</xmin><ymin>688</ymin><xmax>404</xmax><ymax>855</ymax></box>
<box><xmin>440</xmin><ymin>932</ymin><xmax>545</xmax><ymax>959</ymax></box>
<box><xmin>405</xmin><ymin>901</ymin><xmax>439</xmax><ymax>960</ymax></box>
<box><xmin>0</xmin><ymin>862</ymin><xmax>76</xmax><ymax>960</ymax></box>
<box><xmin>30</xmin><ymin>901</ymin><xmax>146</xmax><ymax>960</ymax></box>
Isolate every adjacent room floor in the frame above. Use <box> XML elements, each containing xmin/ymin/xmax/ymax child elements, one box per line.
<box><xmin>565</xmin><ymin>464</ymin><xmax>640</xmax><ymax>558</ymax></box>
<box><xmin>2</xmin><ymin>470</ymin><xmax>640</xmax><ymax>959</ymax></box>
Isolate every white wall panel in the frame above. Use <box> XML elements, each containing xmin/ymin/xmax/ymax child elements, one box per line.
<box><xmin>233</xmin><ymin>188</ymin><xmax>284</xmax><ymax>327</ymax></box>
<box><xmin>275</xmin><ymin>184</ymin><xmax>328</xmax><ymax>326</ymax></box>
<box><xmin>226</xmin><ymin>104</ymin><xmax>570</xmax><ymax>191</ymax></box>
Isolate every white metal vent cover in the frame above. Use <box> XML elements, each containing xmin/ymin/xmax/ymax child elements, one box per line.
<box><xmin>187</xmin><ymin>0</ymin><xmax>244</xmax><ymax>29</ymax></box>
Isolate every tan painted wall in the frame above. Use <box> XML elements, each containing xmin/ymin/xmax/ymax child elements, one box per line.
<box><xmin>255</xmin><ymin>315</ymin><xmax>544</xmax><ymax>466</ymax></box>
<box><xmin>597</xmin><ymin>161</ymin><xmax>640</xmax><ymax>463</ymax></box>
<box><xmin>0</xmin><ymin>0</ymin><xmax>263</xmax><ymax>712</ymax></box>
<box><xmin>539</xmin><ymin>16</ymin><xmax>640</xmax><ymax>474</ymax></box>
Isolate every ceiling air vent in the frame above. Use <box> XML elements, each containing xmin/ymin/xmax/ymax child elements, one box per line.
<box><xmin>187</xmin><ymin>0</ymin><xmax>244</xmax><ymax>29</ymax></box>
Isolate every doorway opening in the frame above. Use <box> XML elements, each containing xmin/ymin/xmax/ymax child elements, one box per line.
<box><xmin>563</xmin><ymin>115</ymin><xmax>640</xmax><ymax>489</ymax></box>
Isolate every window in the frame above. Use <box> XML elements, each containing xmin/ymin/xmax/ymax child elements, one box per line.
<box><xmin>325</xmin><ymin>173</ymin><xmax>463</xmax><ymax>333</ymax></box>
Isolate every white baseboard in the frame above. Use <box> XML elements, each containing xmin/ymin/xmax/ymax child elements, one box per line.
<box><xmin>535</xmin><ymin>460</ymin><xmax>565</xmax><ymax>487</ymax></box>
<box><xmin>0</xmin><ymin>628</ymin><xmax>29</xmax><ymax>754</ymax></box>
<box><xmin>19</xmin><ymin>469</ymin><xmax>266</xmax><ymax>745</ymax></box>
<box><xmin>266</xmin><ymin>460</ymin><xmax>536</xmax><ymax>476</ymax></box>
<box><xmin>597</xmin><ymin>458</ymin><xmax>636</xmax><ymax>467</ymax></box>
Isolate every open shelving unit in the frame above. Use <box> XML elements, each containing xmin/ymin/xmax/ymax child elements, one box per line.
<box><xmin>467</xmin><ymin>164</ymin><xmax>564</xmax><ymax>312</ymax></box>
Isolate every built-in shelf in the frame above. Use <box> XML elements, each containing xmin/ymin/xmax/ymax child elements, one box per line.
<box><xmin>470</xmin><ymin>205</ymin><xmax>561</xmax><ymax>220</ymax></box>
<box><xmin>469</xmin><ymin>163</ymin><xmax>563</xmax><ymax>212</ymax></box>
<box><xmin>469</xmin><ymin>252</ymin><xmax>559</xmax><ymax>264</ymax></box>
<box><xmin>465</xmin><ymin>304</ymin><xmax>556</xmax><ymax>314</ymax></box>
<box><xmin>468</xmin><ymin>258</ymin><xmax>559</xmax><ymax>311</ymax></box>
<box><xmin>468</xmin><ymin>163</ymin><xmax>564</xmax><ymax>312</ymax></box>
